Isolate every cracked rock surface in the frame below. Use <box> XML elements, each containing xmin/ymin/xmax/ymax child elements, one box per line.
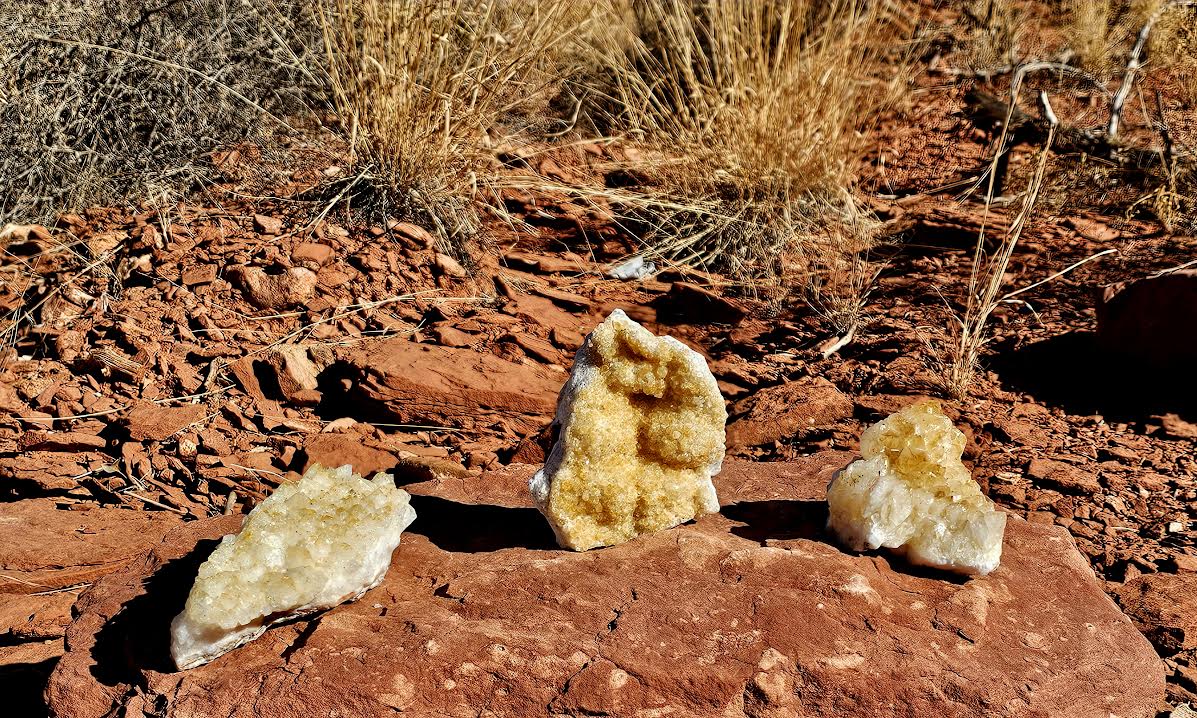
<box><xmin>48</xmin><ymin>454</ymin><xmax>1161</xmax><ymax>718</ymax></box>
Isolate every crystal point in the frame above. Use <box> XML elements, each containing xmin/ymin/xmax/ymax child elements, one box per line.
<box><xmin>827</xmin><ymin>401</ymin><xmax>1005</xmax><ymax>575</ymax></box>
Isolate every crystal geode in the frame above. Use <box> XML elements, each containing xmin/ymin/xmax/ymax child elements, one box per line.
<box><xmin>530</xmin><ymin>309</ymin><xmax>727</xmax><ymax>551</ymax></box>
<box><xmin>171</xmin><ymin>465</ymin><xmax>416</xmax><ymax>669</ymax></box>
<box><xmin>827</xmin><ymin>401</ymin><xmax>1006</xmax><ymax>575</ymax></box>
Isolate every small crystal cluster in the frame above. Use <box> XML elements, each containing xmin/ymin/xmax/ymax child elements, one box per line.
<box><xmin>530</xmin><ymin>309</ymin><xmax>727</xmax><ymax>551</ymax></box>
<box><xmin>171</xmin><ymin>465</ymin><xmax>416</xmax><ymax>669</ymax></box>
<box><xmin>827</xmin><ymin>401</ymin><xmax>1006</xmax><ymax>575</ymax></box>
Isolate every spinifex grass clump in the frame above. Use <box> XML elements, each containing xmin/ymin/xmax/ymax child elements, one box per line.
<box><xmin>581</xmin><ymin>0</ymin><xmax>907</xmax><ymax>282</ymax></box>
<box><xmin>321</xmin><ymin>0</ymin><xmax>574</xmax><ymax>250</ymax></box>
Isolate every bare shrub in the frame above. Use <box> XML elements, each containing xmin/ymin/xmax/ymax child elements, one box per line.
<box><xmin>574</xmin><ymin>0</ymin><xmax>909</xmax><ymax>287</ymax></box>
<box><xmin>1064</xmin><ymin>0</ymin><xmax>1197</xmax><ymax>101</ymax></box>
<box><xmin>0</xmin><ymin>0</ymin><xmax>320</xmax><ymax>225</ymax></box>
<box><xmin>319</xmin><ymin>0</ymin><xmax>582</xmax><ymax>251</ymax></box>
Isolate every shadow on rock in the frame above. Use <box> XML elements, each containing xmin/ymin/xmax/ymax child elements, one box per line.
<box><xmin>407</xmin><ymin>495</ymin><xmax>557</xmax><ymax>553</ymax></box>
<box><xmin>722</xmin><ymin>500</ymin><xmax>971</xmax><ymax>584</ymax></box>
<box><xmin>990</xmin><ymin>331</ymin><xmax>1197</xmax><ymax>422</ymax></box>
<box><xmin>874</xmin><ymin>552</ymin><xmax>971</xmax><ymax>585</ymax></box>
<box><xmin>0</xmin><ymin>655</ymin><xmax>57</xmax><ymax>718</ymax></box>
<box><xmin>722</xmin><ymin>499</ymin><xmax>829</xmax><ymax>544</ymax></box>
<box><xmin>89</xmin><ymin>537</ymin><xmax>220</xmax><ymax>686</ymax></box>
<box><xmin>314</xmin><ymin>360</ymin><xmax>399</xmax><ymax>426</ymax></box>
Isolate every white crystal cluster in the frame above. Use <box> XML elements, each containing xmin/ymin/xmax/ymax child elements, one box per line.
<box><xmin>171</xmin><ymin>465</ymin><xmax>416</xmax><ymax>669</ymax></box>
<box><xmin>827</xmin><ymin>401</ymin><xmax>1006</xmax><ymax>575</ymax></box>
<box><xmin>531</xmin><ymin>309</ymin><xmax>726</xmax><ymax>551</ymax></box>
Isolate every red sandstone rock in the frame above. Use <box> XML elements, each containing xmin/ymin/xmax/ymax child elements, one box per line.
<box><xmin>291</xmin><ymin>242</ymin><xmax>335</xmax><ymax>268</ymax></box>
<box><xmin>337</xmin><ymin>340</ymin><xmax>559</xmax><ymax>434</ymax></box>
<box><xmin>728</xmin><ymin>376</ymin><xmax>854</xmax><ymax>447</ymax></box>
<box><xmin>228</xmin><ymin>266</ymin><xmax>316</xmax><ymax>309</ymax></box>
<box><xmin>301</xmin><ymin>433</ymin><xmax>397</xmax><ymax>477</ymax></box>
<box><xmin>1119</xmin><ymin>572</ymin><xmax>1197</xmax><ymax>656</ymax></box>
<box><xmin>124</xmin><ymin>403</ymin><xmax>207</xmax><ymax>442</ymax></box>
<box><xmin>0</xmin><ymin>498</ymin><xmax>182</xmax><ymax>597</ymax></box>
<box><xmin>432</xmin><ymin>325</ymin><xmax>474</xmax><ymax>348</ymax></box>
<box><xmin>19</xmin><ymin>431</ymin><xmax>106</xmax><ymax>452</ymax></box>
<box><xmin>502</xmin><ymin>251</ymin><xmax>586</xmax><ymax>275</ymax></box>
<box><xmin>433</xmin><ymin>253</ymin><xmax>467</xmax><ymax>279</ymax></box>
<box><xmin>180</xmin><ymin>264</ymin><xmax>218</xmax><ymax>286</ymax></box>
<box><xmin>261</xmin><ymin>345</ymin><xmax>322</xmax><ymax>406</ymax></box>
<box><xmin>0</xmin><ymin>450</ymin><xmax>110</xmax><ymax>492</ymax></box>
<box><xmin>252</xmin><ymin>214</ymin><xmax>282</xmax><ymax>235</ymax></box>
<box><xmin>47</xmin><ymin>456</ymin><xmax>1162</xmax><ymax>718</ymax></box>
<box><xmin>530</xmin><ymin>286</ymin><xmax>591</xmax><ymax>310</ymax></box>
<box><xmin>1027</xmin><ymin>457</ymin><xmax>1102</xmax><ymax>494</ymax></box>
<box><xmin>389</xmin><ymin>221</ymin><xmax>435</xmax><ymax>249</ymax></box>
<box><xmin>0</xmin><ymin>593</ymin><xmax>75</xmax><ymax>641</ymax></box>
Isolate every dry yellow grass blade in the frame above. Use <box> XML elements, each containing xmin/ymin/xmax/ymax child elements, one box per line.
<box><xmin>320</xmin><ymin>0</ymin><xmax>585</xmax><ymax>251</ymax></box>
<box><xmin>574</xmin><ymin>0</ymin><xmax>911</xmax><ymax>288</ymax></box>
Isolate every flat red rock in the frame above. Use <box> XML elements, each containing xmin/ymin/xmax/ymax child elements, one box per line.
<box><xmin>337</xmin><ymin>340</ymin><xmax>559</xmax><ymax>434</ymax></box>
<box><xmin>728</xmin><ymin>376</ymin><xmax>854</xmax><ymax>447</ymax></box>
<box><xmin>47</xmin><ymin>455</ymin><xmax>1161</xmax><ymax>718</ymax></box>
<box><xmin>0</xmin><ymin>498</ymin><xmax>184</xmax><ymax>595</ymax></box>
<box><xmin>124</xmin><ymin>403</ymin><xmax>207</xmax><ymax>442</ymax></box>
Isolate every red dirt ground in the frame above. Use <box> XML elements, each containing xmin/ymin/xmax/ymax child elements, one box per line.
<box><xmin>2</xmin><ymin>4</ymin><xmax>1196</xmax><ymax>715</ymax></box>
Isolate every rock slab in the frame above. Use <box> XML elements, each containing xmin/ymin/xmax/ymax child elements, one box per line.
<box><xmin>47</xmin><ymin>455</ymin><xmax>1162</xmax><ymax>718</ymax></box>
<box><xmin>1098</xmin><ymin>268</ymin><xmax>1197</xmax><ymax>371</ymax></box>
<box><xmin>337</xmin><ymin>340</ymin><xmax>559</xmax><ymax>434</ymax></box>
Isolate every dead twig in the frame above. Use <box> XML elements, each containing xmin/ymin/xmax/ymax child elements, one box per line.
<box><xmin>1001</xmin><ymin>248</ymin><xmax>1117</xmax><ymax>301</ymax></box>
<box><xmin>947</xmin><ymin>91</ymin><xmax>1058</xmax><ymax>396</ymax></box>
<box><xmin>122</xmin><ymin>491</ymin><xmax>188</xmax><ymax>514</ymax></box>
<box><xmin>1107</xmin><ymin>1</ymin><xmax>1197</xmax><ymax>139</ymax></box>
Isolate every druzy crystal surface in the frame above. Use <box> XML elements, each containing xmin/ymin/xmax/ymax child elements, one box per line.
<box><xmin>171</xmin><ymin>465</ymin><xmax>416</xmax><ymax>669</ymax></box>
<box><xmin>827</xmin><ymin>401</ymin><xmax>1006</xmax><ymax>575</ymax></box>
<box><xmin>530</xmin><ymin>309</ymin><xmax>727</xmax><ymax>551</ymax></box>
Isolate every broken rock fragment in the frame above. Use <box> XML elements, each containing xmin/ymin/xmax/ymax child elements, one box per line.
<box><xmin>170</xmin><ymin>464</ymin><xmax>415</xmax><ymax>669</ymax></box>
<box><xmin>227</xmin><ymin>265</ymin><xmax>316</xmax><ymax>309</ymax></box>
<box><xmin>530</xmin><ymin>309</ymin><xmax>726</xmax><ymax>550</ymax></box>
<box><xmin>827</xmin><ymin>401</ymin><xmax>1006</xmax><ymax>575</ymax></box>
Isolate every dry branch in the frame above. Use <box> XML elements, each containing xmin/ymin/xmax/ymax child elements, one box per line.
<box><xmin>1107</xmin><ymin>1</ymin><xmax>1197</xmax><ymax>139</ymax></box>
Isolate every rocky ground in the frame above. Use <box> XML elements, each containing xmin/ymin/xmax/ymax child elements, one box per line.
<box><xmin>3</xmin><ymin>6</ymin><xmax>1197</xmax><ymax>716</ymax></box>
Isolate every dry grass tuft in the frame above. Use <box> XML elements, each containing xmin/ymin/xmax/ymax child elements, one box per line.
<box><xmin>1068</xmin><ymin>0</ymin><xmax>1116</xmax><ymax>68</ymax></box>
<box><xmin>961</xmin><ymin>0</ymin><xmax>1024</xmax><ymax>69</ymax></box>
<box><xmin>320</xmin><ymin>0</ymin><xmax>581</xmax><ymax>251</ymax></box>
<box><xmin>574</xmin><ymin>0</ymin><xmax>909</xmax><ymax>285</ymax></box>
<box><xmin>1146</xmin><ymin>1</ymin><xmax>1197</xmax><ymax>105</ymax></box>
<box><xmin>804</xmin><ymin>220</ymin><xmax>884</xmax><ymax>339</ymax></box>
<box><xmin>0</xmin><ymin>0</ymin><xmax>319</xmax><ymax>225</ymax></box>
<box><xmin>1065</xmin><ymin>0</ymin><xmax>1197</xmax><ymax>101</ymax></box>
<box><xmin>945</xmin><ymin>89</ymin><xmax>1063</xmax><ymax>398</ymax></box>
